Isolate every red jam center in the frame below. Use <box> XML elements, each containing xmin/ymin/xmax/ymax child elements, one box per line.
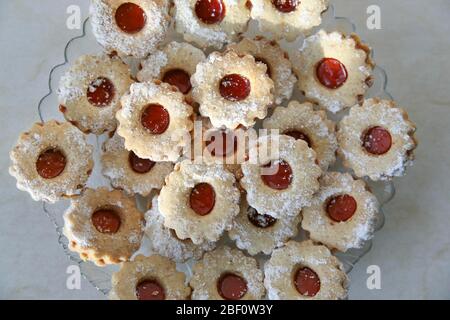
<box><xmin>261</xmin><ymin>160</ymin><xmax>293</xmax><ymax>190</ymax></box>
<box><xmin>190</xmin><ymin>183</ymin><xmax>216</xmax><ymax>216</ymax></box>
<box><xmin>136</xmin><ymin>280</ymin><xmax>165</xmax><ymax>300</ymax></box>
<box><xmin>363</xmin><ymin>126</ymin><xmax>392</xmax><ymax>155</ymax></box>
<box><xmin>36</xmin><ymin>148</ymin><xmax>66</xmax><ymax>179</ymax></box>
<box><xmin>255</xmin><ymin>57</ymin><xmax>272</xmax><ymax>78</ymax></box>
<box><xmin>128</xmin><ymin>151</ymin><xmax>155</xmax><ymax>174</ymax></box>
<box><xmin>247</xmin><ymin>207</ymin><xmax>277</xmax><ymax>228</ymax></box>
<box><xmin>326</xmin><ymin>194</ymin><xmax>357</xmax><ymax>222</ymax></box>
<box><xmin>206</xmin><ymin>131</ymin><xmax>238</xmax><ymax>158</ymax></box>
<box><xmin>91</xmin><ymin>209</ymin><xmax>121</xmax><ymax>234</ymax></box>
<box><xmin>219</xmin><ymin>74</ymin><xmax>251</xmax><ymax>102</ymax></box>
<box><xmin>284</xmin><ymin>130</ymin><xmax>312</xmax><ymax>148</ymax></box>
<box><xmin>195</xmin><ymin>0</ymin><xmax>226</xmax><ymax>24</ymax></box>
<box><xmin>141</xmin><ymin>104</ymin><xmax>170</xmax><ymax>135</ymax></box>
<box><xmin>316</xmin><ymin>58</ymin><xmax>348</xmax><ymax>89</ymax></box>
<box><xmin>115</xmin><ymin>2</ymin><xmax>147</xmax><ymax>34</ymax></box>
<box><xmin>162</xmin><ymin>69</ymin><xmax>192</xmax><ymax>94</ymax></box>
<box><xmin>294</xmin><ymin>267</ymin><xmax>321</xmax><ymax>297</ymax></box>
<box><xmin>217</xmin><ymin>273</ymin><xmax>248</xmax><ymax>300</ymax></box>
<box><xmin>86</xmin><ymin>77</ymin><xmax>115</xmax><ymax>107</ymax></box>
<box><xmin>272</xmin><ymin>0</ymin><xmax>299</xmax><ymax>13</ymax></box>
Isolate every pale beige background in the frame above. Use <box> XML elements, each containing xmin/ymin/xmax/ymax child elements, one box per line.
<box><xmin>0</xmin><ymin>0</ymin><xmax>449</xmax><ymax>299</ymax></box>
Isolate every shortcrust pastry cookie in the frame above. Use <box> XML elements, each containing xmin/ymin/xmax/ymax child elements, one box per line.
<box><xmin>190</xmin><ymin>246</ymin><xmax>265</xmax><ymax>300</ymax></box>
<box><xmin>116</xmin><ymin>81</ymin><xmax>194</xmax><ymax>162</ymax></box>
<box><xmin>192</xmin><ymin>50</ymin><xmax>274</xmax><ymax>129</ymax></box>
<box><xmin>337</xmin><ymin>98</ymin><xmax>417</xmax><ymax>181</ymax></box>
<box><xmin>263</xmin><ymin>101</ymin><xmax>337</xmax><ymax>171</ymax></box>
<box><xmin>294</xmin><ymin>30</ymin><xmax>374</xmax><ymax>113</ymax></box>
<box><xmin>9</xmin><ymin>121</ymin><xmax>94</xmax><ymax>203</ymax></box>
<box><xmin>228</xmin><ymin>37</ymin><xmax>297</xmax><ymax>104</ymax></box>
<box><xmin>58</xmin><ymin>54</ymin><xmax>134</xmax><ymax>134</ymax></box>
<box><xmin>110</xmin><ymin>255</ymin><xmax>191</xmax><ymax>300</ymax></box>
<box><xmin>101</xmin><ymin>133</ymin><xmax>173</xmax><ymax>196</ymax></box>
<box><xmin>173</xmin><ymin>0</ymin><xmax>251</xmax><ymax>49</ymax></box>
<box><xmin>264</xmin><ymin>240</ymin><xmax>348</xmax><ymax>300</ymax></box>
<box><xmin>145</xmin><ymin>196</ymin><xmax>216</xmax><ymax>262</ymax></box>
<box><xmin>90</xmin><ymin>0</ymin><xmax>171</xmax><ymax>58</ymax></box>
<box><xmin>302</xmin><ymin>172</ymin><xmax>379</xmax><ymax>252</ymax></box>
<box><xmin>250</xmin><ymin>0</ymin><xmax>329</xmax><ymax>41</ymax></box>
<box><xmin>240</xmin><ymin>134</ymin><xmax>321</xmax><ymax>219</ymax></box>
<box><xmin>137</xmin><ymin>41</ymin><xmax>206</xmax><ymax>100</ymax></box>
<box><xmin>228</xmin><ymin>197</ymin><xmax>301</xmax><ymax>255</ymax></box>
<box><xmin>63</xmin><ymin>187</ymin><xmax>144</xmax><ymax>266</ymax></box>
<box><xmin>159</xmin><ymin>160</ymin><xmax>240</xmax><ymax>244</ymax></box>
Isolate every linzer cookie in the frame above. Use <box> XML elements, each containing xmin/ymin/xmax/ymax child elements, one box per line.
<box><xmin>173</xmin><ymin>0</ymin><xmax>251</xmax><ymax>49</ymax></box>
<box><xmin>90</xmin><ymin>0</ymin><xmax>171</xmax><ymax>58</ymax></box>
<box><xmin>63</xmin><ymin>188</ymin><xmax>144</xmax><ymax>266</ymax></box>
<box><xmin>9</xmin><ymin>121</ymin><xmax>93</xmax><ymax>203</ymax></box>
<box><xmin>190</xmin><ymin>246</ymin><xmax>265</xmax><ymax>300</ymax></box>
<box><xmin>58</xmin><ymin>54</ymin><xmax>134</xmax><ymax>134</ymax></box>
<box><xmin>110</xmin><ymin>255</ymin><xmax>191</xmax><ymax>300</ymax></box>
<box><xmin>337</xmin><ymin>98</ymin><xmax>417</xmax><ymax>180</ymax></box>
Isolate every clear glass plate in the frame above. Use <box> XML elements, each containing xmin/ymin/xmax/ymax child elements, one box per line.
<box><xmin>38</xmin><ymin>5</ymin><xmax>395</xmax><ymax>297</ymax></box>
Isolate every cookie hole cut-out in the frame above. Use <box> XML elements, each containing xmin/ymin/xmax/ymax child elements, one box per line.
<box><xmin>206</xmin><ymin>130</ymin><xmax>238</xmax><ymax>158</ymax></box>
<box><xmin>362</xmin><ymin>126</ymin><xmax>392</xmax><ymax>155</ymax></box>
<box><xmin>91</xmin><ymin>208</ymin><xmax>121</xmax><ymax>234</ymax></box>
<box><xmin>284</xmin><ymin>130</ymin><xmax>312</xmax><ymax>148</ymax></box>
<box><xmin>195</xmin><ymin>0</ymin><xmax>226</xmax><ymax>25</ymax></box>
<box><xmin>219</xmin><ymin>74</ymin><xmax>251</xmax><ymax>102</ymax></box>
<box><xmin>135</xmin><ymin>279</ymin><xmax>166</xmax><ymax>300</ymax></box>
<box><xmin>261</xmin><ymin>160</ymin><xmax>293</xmax><ymax>190</ymax></box>
<box><xmin>272</xmin><ymin>0</ymin><xmax>298</xmax><ymax>13</ymax></box>
<box><xmin>36</xmin><ymin>148</ymin><xmax>67</xmax><ymax>179</ymax></box>
<box><xmin>115</xmin><ymin>2</ymin><xmax>147</xmax><ymax>34</ymax></box>
<box><xmin>190</xmin><ymin>183</ymin><xmax>216</xmax><ymax>216</ymax></box>
<box><xmin>217</xmin><ymin>273</ymin><xmax>248</xmax><ymax>300</ymax></box>
<box><xmin>326</xmin><ymin>194</ymin><xmax>357</xmax><ymax>222</ymax></box>
<box><xmin>141</xmin><ymin>104</ymin><xmax>170</xmax><ymax>135</ymax></box>
<box><xmin>128</xmin><ymin>151</ymin><xmax>155</xmax><ymax>174</ymax></box>
<box><xmin>162</xmin><ymin>69</ymin><xmax>192</xmax><ymax>94</ymax></box>
<box><xmin>247</xmin><ymin>206</ymin><xmax>277</xmax><ymax>229</ymax></box>
<box><xmin>87</xmin><ymin>77</ymin><xmax>115</xmax><ymax>107</ymax></box>
<box><xmin>294</xmin><ymin>267</ymin><xmax>321</xmax><ymax>297</ymax></box>
<box><xmin>316</xmin><ymin>58</ymin><xmax>348</xmax><ymax>90</ymax></box>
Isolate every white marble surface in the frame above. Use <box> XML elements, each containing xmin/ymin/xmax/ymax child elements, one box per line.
<box><xmin>0</xmin><ymin>0</ymin><xmax>449</xmax><ymax>300</ymax></box>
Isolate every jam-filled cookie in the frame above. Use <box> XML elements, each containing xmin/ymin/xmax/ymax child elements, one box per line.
<box><xmin>294</xmin><ymin>30</ymin><xmax>374</xmax><ymax>113</ymax></box>
<box><xmin>173</xmin><ymin>0</ymin><xmax>251</xmax><ymax>49</ymax></box>
<box><xmin>9</xmin><ymin>121</ymin><xmax>94</xmax><ymax>203</ymax></box>
<box><xmin>63</xmin><ymin>188</ymin><xmax>144</xmax><ymax>266</ymax></box>
<box><xmin>58</xmin><ymin>54</ymin><xmax>134</xmax><ymax>135</ymax></box>
<box><xmin>192</xmin><ymin>50</ymin><xmax>274</xmax><ymax>129</ymax></box>
<box><xmin>263</xmin><ymin>101</ymin><xmax>337</xmax><ymax>171</ymax></box>
<box><xmin>116</xmin><ymin>81</ymin><xmax>194</xmax><ymax>162</ymax></box>
<box><xmin>101</xmin><ymin>133</ymin><xmax>173</xmax><ymax>196</ymax></box>
<box><xmin>337</xmin><ymin>98</ymin><xmax>417</xmax><ymax>181</ymax></box>
<box><xmin>159</xmin><ymin>160</ymin><xmax>240</xmax><ymax>244</ymax></box>
<box><xmin>90</xmin><ymin>0</ymin><xmax>171</xmax><ymax>58</ymax></box>
<box><xmin>264</xmin><ymin>240</ymin><xmax>348</xmax><ymax>300</ymax></box>
<box><xmin>228</xmin><ymin>37</ymin><xmax>297</xmax><ymax>104</ymax></box>
<box><xmin>137</xmin><ymin>41</ymin><xmax>206</xmax><ymax>100</ymax></box>
<box><xmin>302</xmin><ymin>172</ymin><xmax>379</xmax><ymax>252</ymax></box>
<box><xmin>110</xmin><ymin>255</ymin><xmax>191</xmax><ymax>300</ymax></box>
<box><xmin>228</xmin><ymin>197</ymin><xmax>301</xmax><ymax>255</ymax></box>
<box><xmin>250</xmin><ymin>0</ymin><xmax>329</xmax><ymax>41</ymax></box>
<box><xmin>145</xmin><ymin>196</ymin><xmax>216</xmax><ymax>262</ymax></box>
<box><xmin>190</xmin><ymin>246</ymin><xmax>265</xmax><ymax>300</ymax></box>
<box><xmin>240</xmin><ymin>134</ymin><xmax>321</xmax><ymax>219</ymax></box>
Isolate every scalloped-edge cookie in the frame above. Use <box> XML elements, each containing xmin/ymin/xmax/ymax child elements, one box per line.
<box><xmin>110</xmin><ymin>255</ymin><xmax>191</xmax><ymax>300</ymax></box>
<box><xmin>9</xmin><ymin>121</ymin><xmax>94</xmax><ymax>203</ymax></box>
<box><xmin>263</xmin><ymin>101</ymin><xmax>337</xmax><ymax>170</ymax></box>
<box><xmin>90</xmin><ymin>0</ymin><xmax>171</xmax><ymax>58</ymax></box>
<box><xmin>294</xmin><ymin>30</ymin><xmax>374</xmax><ymax>113</ymax></box>
<box><xmin>101</xmin><ymin>133</ymin><xmax>173</xmax><ymax>196</ymax></box>
<box><xmin>302</xmin><ymin>172</ymin><xmax>379</xmax><ymax>252</ymax></box>
<box><xmin>228</xmin><ymin>37</ymin><xmax>297</xmax><ymax>104</ymax></box>
<box><xmin>116</xmin><ymin>81</ymin><xmax>194</xmax><ymax>162</ymax></box>
<box><xmin>63</xmin><ymin>187</ymin><xmax>144</xmax><ymax>266</ymax></box>
<box><xmin>228</xmin><ymin>197</ymin><xmax>301</xmax><ymax>255</ymax></box>
<box><xmin>240</xmin><ymin>134</ymin><xmax>321</xmax><ymax>219</ymax></box>
<box><xmin>159</xmin><ymin>160</ymin><xmax>240</xmax><ymax>244</ymax></box>
<box><xmin>190</xmin><ymin>246</ymin><xmax>265</xmax><ymax>300</ymax></box>
<box><xmin>337</xmin><ymin>98</ymin><xmax>417</xmax><ymax>181</ymax></box>
<box><xmin>264</xmin><ymin>240</ymin><xmax>348</xmax><ymax>300</ymax></box>
<box><xmin>173</xmin><ymin>0</ymin><xmax>251</xmax><ymax>49</ymax></box>
<box><xmin>192</xmin><ymin>50</ymin><xmax>274</xmax><ymax>129</ymax></box>
<box><xmin>58</xmin><ymin>54</ymin><xmax>134</xmax><ymax>135</ymax></box>
<box><xmin>250</xmin><ymin>0</ymin><xmax>329</xmax><ymax>41</ymax></box>
<box><xmin>145</xmin><ymin>196</ymin><xmax>216</xmax><ymax>262</ymax></box>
